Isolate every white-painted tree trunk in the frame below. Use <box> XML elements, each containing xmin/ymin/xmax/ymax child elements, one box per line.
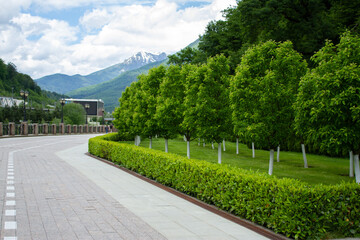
<box><xmin>135</xmin><ymin>136</ymin><xmax>140</xmax><ymax>146</ymax></box>
<box><xmin>277</xmin><ymin>146</ymin><xmax>280</xmax><ymax>162</ymax></box>
<box><xmin>149</xmin><ymin>137</ymin><xmax>152</xmax><ymax>149</ymax></box>
<box><xmin>218</xmin><ymin>142</ymin><xmax>222</xmax><ymax>164</ymax></box>
<box><xmin>138</xmin><ymin>135</ymin><xmax>141</xmax><ymax>145</ymax></box>
<box><xmin>198</xmin><ymin>138</ymin><xmax>200</xmax><ymax>146</ymax></box>
<box><xmin>354</xmin><ymin>154</ymin><xmax>360</xmax><ymax>184</ymax></box>
<box><xmin>349</xmin><ymin>151</ymin><xmax>354</xmax><ymax>177</ymax></box>
<box><xmin>252</xmin><ymin>142</ymin><xmax>255</xmax><ymax>158</ymax></box>
<box><xmin>236</xmin><ymin>138</ymin><xmax>239</xmax><ymax>155</ymax></box>
<box><xmin>223</xmin><ymin>139</ymin><xmax>226</xmax><ymax>151</ymax></box>
<box><xmin>212</xmin><ymin>142</ymin><xmax>214</xmax><ymax>150</ymax></box>
<box><xmin>301</xmin><ymin>144</ymin><xmax>308</xmax><ymax>168</ymax></box>
<box><xmin>269</xmin><ymin>149</ymin><xmax>274</xmax><ymax>175</ymax></box>
<box><xmin>165</xmin><ymin>139</ymin><xmax>168</xmax><ymax>153</ymax></box>
<box><xmin>184</xmin><ymin>135</ymin><xmax>187</xmax><ymax>141</ymax></box>
<box><xmin>187</xmin><ymin>141</ymin><xmax>190</xmax><ymax>159</ymax></box>
<box><xmin>203</xmin><ymin>139</ymin><xmax>205</xmax><ymax>147</ymax></box>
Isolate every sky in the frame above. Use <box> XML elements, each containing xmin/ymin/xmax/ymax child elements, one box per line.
<box><xmin>0</xmin><ymin>0</ymin><xmax>236</xmax><ymax>79</ymax></box>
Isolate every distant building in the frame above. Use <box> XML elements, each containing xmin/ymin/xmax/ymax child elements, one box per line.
<box><xmin>0</xmin><ymin>96</ymin><xmax>24</xmax><ymax>107</ymax></box>
<box><xmin>64</xmin><ymin>98</ymin><xmax>105</xmax><ymax>119</ymax></box>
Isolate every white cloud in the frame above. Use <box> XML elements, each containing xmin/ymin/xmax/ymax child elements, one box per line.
<box><xmin>0</xmin><ymin>0</ymin><xmax>31</xmax><ymax>24</ymax></box>
<box><xmin>0</xmin><ymin>0</ymin><xmax>236</xmax><ymax>79</ymax></box>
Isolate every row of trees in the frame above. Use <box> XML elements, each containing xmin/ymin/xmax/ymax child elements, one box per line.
<box><xmin>113</xmin><ymin>32</ymin><xmax>360</xmax><ymax>182</ymax></box>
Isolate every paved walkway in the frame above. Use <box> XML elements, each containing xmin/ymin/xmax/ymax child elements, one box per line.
<box><xmin>0</xmin><ymin>134</ymin><xmax>269</xmax><ymax>240</ymax></box>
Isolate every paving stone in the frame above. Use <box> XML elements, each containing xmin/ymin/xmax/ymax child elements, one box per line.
<box><xmin>0</xmin><ymin>134</ymin><xmax>271</xmax><ymax>240</ymax></box>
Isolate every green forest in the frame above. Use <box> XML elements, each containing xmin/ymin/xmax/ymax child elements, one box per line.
<box><xmin>0</xmin><ymin>58</ymin><xmax>67</xmax><ymax>123</ymax></box>
<box><xmin>114</xmin><ymin>0</ymin><xmax>360</xmax><ymax>159</ymax></box>
<box><xmin>0</xmin><ymin>59</ymin><xmax>63</xmax><ymax>106</ymax></box>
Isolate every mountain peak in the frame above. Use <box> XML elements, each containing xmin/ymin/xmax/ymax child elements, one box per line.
<box><xmin>125</xmin><ymin>52</ymin><xmax>167</xmax><ymax>65</ymax></box>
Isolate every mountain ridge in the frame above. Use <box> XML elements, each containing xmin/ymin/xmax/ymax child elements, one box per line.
<box><xmin>35</xmin><ymin>52</ymin><xmax>167</xmax><ymax>94</ymax></box>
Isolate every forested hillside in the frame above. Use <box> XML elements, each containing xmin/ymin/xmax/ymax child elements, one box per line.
<box><xmin>169</xmin><ymin>0</ymin><xmax>360</xmax><ymax>70</ymax></box>
<box><xmin>0</xmin><ymin>58</ymin><xmax>62</xmax><ymax>107</ymax></box>
<box><xmin>68</xmin><ymin>59</ymin><xmax>167</xmax><ymax>111</ymax></box>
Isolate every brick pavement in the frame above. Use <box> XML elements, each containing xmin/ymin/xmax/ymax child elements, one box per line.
<box><xmin>0</xmin><ymin>135</ymin><xmax>166</xmax><ymax>240</ymax></box>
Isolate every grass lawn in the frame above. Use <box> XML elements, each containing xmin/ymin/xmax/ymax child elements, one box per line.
<box><xmin>123</xmin><ymin>137</ymin><xmax>355</xmax><ymax>186</ymax></box>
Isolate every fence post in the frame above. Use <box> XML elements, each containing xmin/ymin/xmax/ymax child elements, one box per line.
<box><xmin>52</xmin><ymin>124</ymin><xmax>57</xmax><ymax>135</ymax></box>
<box><xmin>59</xmin><ymin>123</ymin><xmax>65</xmax><ymax>134</ymax></box>
<box><xmin>67</xmin><ymin>124</ymin><xmax>71</xmax><ymax>134</ymax></box>
<box><xmin>33</xmin><ymin>123</ymin><xmax>38</xmax><ymax>135</ymax></box>
<box><xmin>73</xmin><ymin>125</ymin><xmax>77</xmax><ymax>134</ymax></box>
<box><xmin>21</xmin><ymin>122</ymin><xmax>28</xmax><ymax>136</ymax></box>
<box><xmin>43</xmin><ymin>124</ymin><xmax>48</xmax><ymax>134</ymax></box>
<box><xmin>9</xmin><ymin>123</ymin><xmax>15</xmax><ymax>136</ymax></box>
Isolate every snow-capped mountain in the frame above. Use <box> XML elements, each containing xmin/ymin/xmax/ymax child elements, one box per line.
<box><xmin>35</xmin><ymin>52</ymin><xmax>167</xmax><ymax>94</ymax></box>
<box><xmin>125</xmin><ymin>52</ymin><xmax>167</xmax><ymax>65</ymax></box>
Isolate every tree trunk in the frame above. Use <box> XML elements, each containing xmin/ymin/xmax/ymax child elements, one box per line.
<box><xmin>354</xmin><ymin>154</ymin><xmax>360</xmax><ymax>184</ymax></box>
<box><xmin>301</xmin><ymin>144</ymin><xmax>308</xmax><ymax>168</ymax></box>
<box><xmin>223</xmin><ymin>139</ymin><xmax>226</xmax><ymax>151</ymax></box>
<box><xmin>277</xmin><ymin>146</ymin><xmax>280</xmax><ymax>162</ymax></box>
<box><xmin>236</xmin><ymin>138</ymin><xmax>239</xmax><ymax>155</ymax></box>
<box><xmin>203</xmin><ymin>139</ymin><xmax>205</xmax><ymax>147</ymax></box>
<box><xmin>350</xmin><ymin>151</ymin><xmax>354</xmax><ymax>177</ymax></box>
<box><xmin>149</xmin><ymin>137</ymin><xmax>152</xmax><ymax>149</ymax></box>
<box><xmin>269</xmin><ymin>149</ymin><xmax>274</xmax><ymax>175</ymax></box>
<box><xmin>184</xmin><ymin>135</ymin><xmax>187</xmax><ymax>141</ymax></box>
<box><xmin>252</xmin><ymin>142</ymin><xmax>255</xmax><ymax>158</ymax></box>
<box><xmin>165</xmin><ymin>138</ymin><xmax>168</xmax><ymax>153</ymax></box>
<box><xmin>187</xmin><ymin>140</ymin><xmax>190</xmax><ymax>159</ymax></box>
<box><xmin>135</xmin><ymin>136</ymin><xmax>140</xmax><ymax>146</ymax></box>
<box><xmin>198</xmin><ymin>138</ymin><xmax>200</xmax><ymax>146</ymax></box>
<box><xmin>218</xmin><ymin>142</ymin><xmax>222</xmax><ymax>164</ymax></box>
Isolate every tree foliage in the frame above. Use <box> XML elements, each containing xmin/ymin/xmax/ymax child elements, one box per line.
<box><xmin>155</xmin><ymin>65</ymin><xmax>185</xmax><ymax>139</ymax></box>
<box><xmin>63</xmin><ymin>103</ymin><xmax>86</xmax><ymax>125</ymax></box>
<box><xmin>196</xmin><ymin>55</ymin><xmax>231</xmax><ymax>143</ymax></box>
<box><xmin>231</xmin><ymin>41</ymin><xmax>307</xmax><ymax>150</ymax></box>
<box><xmin>295</xmin><ymin>31</ymin><xmax>360</xmax><ymax>155</ymax></box>
<box><xmin>199</xmin><ymin>0</ymin><xmax>360</xmax><ymax>70</ymax></box>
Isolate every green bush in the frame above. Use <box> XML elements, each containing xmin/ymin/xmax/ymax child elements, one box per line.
<box><xmin>89</xmin><ymin>133</ymin><xmax>360</xmax><ymax>239</ymax></box>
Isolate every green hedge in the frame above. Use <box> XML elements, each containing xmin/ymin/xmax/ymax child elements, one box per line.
<box><xmin>89</xmin><ymin>133</ymin><xmax>360</xmax><ymax>239</ymax></box>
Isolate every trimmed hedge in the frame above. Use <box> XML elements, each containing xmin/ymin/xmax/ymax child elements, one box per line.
<box><xmin>89</xmin><ymin>133</ymin><xmax>360</xmax><ymax>239</ymax></box>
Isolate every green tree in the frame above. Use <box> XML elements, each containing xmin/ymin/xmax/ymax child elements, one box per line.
<box><xmin>63</xmin><ymin>103</ymin><xmax>86</xmax><ymax>125</ymax></box>
<box><xmin>155</xmin><ymin>65</ymin><xmax>185</xmax><ymax>151</ymax></box>
<box><xmin>168</xmin><ymin>47</ymin><xmax>206</xmax><ymax>66</ymax></box>
<box><xmin>294</xmin><ymin>31</ymin><xmax>360</xmax><ymax>183</ymax></box>
<box><xmin>196</xmin><ymin>55</ymin><xmax>231</xmax><ymax>163</ymax></box>
<box><xmin>181</xmin><ymin>64</ymin><xmax>205</xmax><ymax>158</ymax></box>
<box><xmin>113</xmin><ymin>81</ymin><xmax>140</xmax><ymax>141</ymax></box>
<box><xmin>231</xmin><ymin>40</ymin><xmax>307</xmax><ymax>175</ymax></box>
<box><xmin>139</xmin><ymin>66</ymin><xmax>166</xmax><ymax>149</ymax></box>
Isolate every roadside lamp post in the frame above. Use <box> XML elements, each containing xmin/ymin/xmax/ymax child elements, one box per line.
<box><xmin>20</xmin><ymin>90</ymin><xmax>29</xmax><ymax>122</ymax></box>
<box><xmin>60</xmin><ymin>99</ymin><xmax>66</xmax><ymax>123</ymax></box>
<box><xmin>85</xmin><ymin>104</ymin><xmax>90</xmax><ymax>124</ymax></box>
